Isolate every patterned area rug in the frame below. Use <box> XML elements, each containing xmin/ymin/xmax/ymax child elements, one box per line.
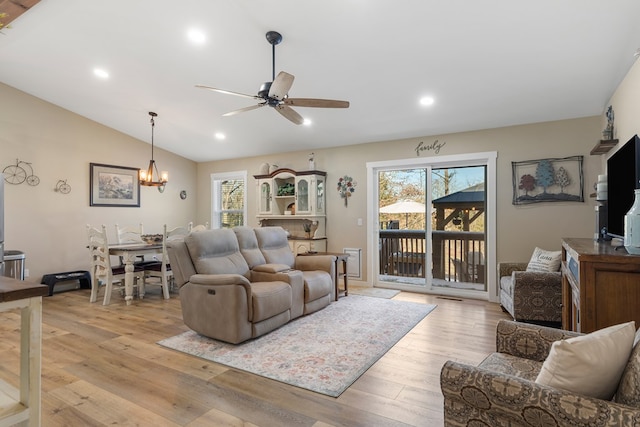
<box><xmin>348</xmin><ymin>286</ymin><xmax>400</xmax><ymax>299</ymax></box>
<box><xmin>158</xmin><ymin>295</ymin><xmax>436</xmax><ymax>397</ymax></box>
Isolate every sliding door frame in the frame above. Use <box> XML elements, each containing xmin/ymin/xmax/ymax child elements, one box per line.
<box><xmin>366</xmin><ymin>151</ymin><xmax>498</xmax><ymax>302</ymax></box>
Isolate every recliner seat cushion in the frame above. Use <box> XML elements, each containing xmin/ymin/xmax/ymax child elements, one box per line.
<box><xmin>249</xmin><ymin>281</ymin><xmax>292</xmax><ymax>322</ymax></box>
<box><xmin>302</xmin><ymin>271</ymin><xmax>332</xmax><ymax>302</ymax></box>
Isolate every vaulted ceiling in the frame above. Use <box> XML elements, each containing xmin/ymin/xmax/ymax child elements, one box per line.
<box><xmin>1</xmin><ymin>1</ymin><xmax>640</xmax><ymax>162</ymax></box>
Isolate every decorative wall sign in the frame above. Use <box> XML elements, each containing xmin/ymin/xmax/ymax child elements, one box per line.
<box><xmin>90</xmin><ymin>163</ymin><xmax>140</xmax><ymax>207</ymax></box>
<box><xmin>415</xmin><ymin>139</ymin><xmax>446</xmax><ymax>156</ymax></box>
<box><xmin>512</xmin><ymin>156</ymin><xmax>584</xmax><ymax>205</ymax></box>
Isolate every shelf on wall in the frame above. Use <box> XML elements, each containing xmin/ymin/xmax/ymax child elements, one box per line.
<box><xmin>590</xmin><ymin>139</ymin><xmax>618</xmax><ymax>155</ymax></box>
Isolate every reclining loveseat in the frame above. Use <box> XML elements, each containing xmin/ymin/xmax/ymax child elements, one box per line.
<box><xmin>166</xmin><ymin>226</ymin><xmax>336</xmax><ymax>344</ymax></box>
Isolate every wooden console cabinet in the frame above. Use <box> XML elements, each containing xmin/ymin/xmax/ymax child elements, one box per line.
<box><xmin>561</xmin><ymin>237</ymin><xmax>640</xmax><ymax>332</ymax></box>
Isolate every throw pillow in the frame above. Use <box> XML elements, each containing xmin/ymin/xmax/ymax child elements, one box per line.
<box><xmin>535</xmin><ymin>321</ymin><xmax>636</xmax><ymax>400</ymax></box>
<box><xmin>526</xmin><ymin>247</ymin><xmax>562</xmax><ymax>272</ymax></box>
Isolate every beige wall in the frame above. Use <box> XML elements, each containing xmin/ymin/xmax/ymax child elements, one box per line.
<box><xmin>6</xmin><ymin>55</ymin><xmax>640</xmax><ymax>288</ymax></box>
<box><xmin>0</xmin><ymin>83</ymin><xmax>198</xmax><ymax>282</ymax></box>
<box><xmin>197</xmin><ymin>115</ymin><xmax>603</xmax><ymax>285</ymax></box>
<box><xmin>605</xmin><ymin>58</ymin><xmax>640</xmax><ymax>160</ymax></box>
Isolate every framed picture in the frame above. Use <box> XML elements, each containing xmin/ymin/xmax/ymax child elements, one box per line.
<box><xmin>512</xmin><ymin>155</ymin><xmax>584</xmax><ymax>205</ymax></box>
<box><xmin>90</xmin><ymin>163</ymin><xmax>140</xmax><ymax>207</ymax></box>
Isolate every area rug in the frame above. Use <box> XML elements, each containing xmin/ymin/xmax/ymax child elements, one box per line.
<box><xmin>158</xmin><ymin>295</ymin><xmax>436</xmax><ymax>397</ymax></box>
<box><xmin>349</xmin><ymin>286</ymin><xmax>400</xmax><ymax>299</ymax></box>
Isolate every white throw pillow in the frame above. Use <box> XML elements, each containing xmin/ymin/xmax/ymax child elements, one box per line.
<box><xmin>535</xmin><ymin>321</ymin><xmax>636</xmax><ymax>400</ymax></box>
<box><xmin>526</xmin><ymin>247</ymin><xmax>562</xmax><ymax>272</ymax></box>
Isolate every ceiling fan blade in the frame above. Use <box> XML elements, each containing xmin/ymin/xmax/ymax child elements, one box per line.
<box><xmin>275</xmin><ymin>105</ymin><xmax>304</xmax><ymax>125</ymax></box>
<box><xmin>284</xmin><ymin>98</ymin><xmax>350</xmax><ymax>108</ymax></box>
<box><xmin>269</xmin><ymin>71</ymin><xmax>295</xmax><ymax>100</ymax></box>
<box><xmin>195</xmin><ymin>85</ymin><xmax>260</xmax><ymax>100</ymax></box>
<box><xmin>222</xmin><ymin>103</ymin><xmax>266</xmax><ymax>117</ymax></box>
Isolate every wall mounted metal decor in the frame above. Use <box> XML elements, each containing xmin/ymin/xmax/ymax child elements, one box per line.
<box><xmin>512</xmin><ymin>155</ymin><xmax>584</xmax><ymax>205</ymax></box>
<box><xmin>54</xmin><ymin>179</ymin><xmax>71</xmax><ymax>194</ymax></box>
<box><xmin>337</xmin><ymin>175</ymin><xmax>356</xmax><ymax>206</ymax></box>
<box><xmin>3</xmin><ymin>158</ymin><xmax>40</xmax><ymax>186</ymax></box>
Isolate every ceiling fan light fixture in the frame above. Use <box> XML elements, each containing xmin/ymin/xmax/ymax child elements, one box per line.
<box><xmin>140</xmin><ymin>111</ymin><xmax>168</xmax><ymax>188</ymax></box>
<box><xmin>196</xmin><ymin>30</ymin><xmax>349</xmax><ymax>125</ymax></box>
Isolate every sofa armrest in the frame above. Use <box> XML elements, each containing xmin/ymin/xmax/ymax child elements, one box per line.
<box><xmin>512</xmin><ymin>270</ymin><xmax>561</xmax><ymax>285</ymax></box>
<box><xmin>495</xmin><ymin>319</ymin><xmax>582</xmax><ymax>361</ymax></box>
<box><xmin>252</xmin><ymin>263</ymin><xmax>293</xmax><ymax>273</ymax></box>
<box><xmin>441</xmin><ymin>360</ymin><xmax>640</xmax><ymax>426</ymax></box>
<box><xmin>295</xmin><ymin>255</ymin><xmax>336</xmax><ymax>274</ymax></box>
<box><xmin>497</xmin><ymin>262</ymin><xmax>528</xmax><ymax>278</ymax></box>
<box><xmin>189</xmin><ymin>273</ymin><xmax>251</xmax><ymax>287</ymax></box>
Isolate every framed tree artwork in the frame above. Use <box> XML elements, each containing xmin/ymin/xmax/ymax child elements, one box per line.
<box><xmin>512</xmin><ymin>155</ymin><xmax>584</xmax><ymax>205</ymax></box>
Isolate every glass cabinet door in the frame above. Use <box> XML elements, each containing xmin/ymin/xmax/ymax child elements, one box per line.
<box><xmin>260</xmin><ymin>180</ymin><xmax>272</xmax><ymax>213</ymax></box>
<box><xmin>315</xmin><ymin>178</ymin><xmax>325</xmax><ymax>214</ymax></box>
<box><xmin>296</xmin><ymin>178</ymin><xmax>309</xmax><ymax>213</ymax></box>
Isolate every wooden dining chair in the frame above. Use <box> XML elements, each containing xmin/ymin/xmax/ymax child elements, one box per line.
<box><xmin>114</xmin><ymin>223</ymin><xmax>147</xmax><ymax>264</ymax></box>
<box><xmin>188</xmin><ymin>221</ymin><xmax>209</xmax><ymax>232</ymax></box>
<box><xmin>86</xmin><ymin>224</ymin><xmax>145</xmax><ymax>305</ymax></box>
<box><xmin>115</xmin><ymin>223</ymin><xmax>145</xmax><ymax>244</ymax></box>
<box><xmin>143</xmin><ymin>224</ymin><xmax>187</xmax><ymax>297</ymax></box>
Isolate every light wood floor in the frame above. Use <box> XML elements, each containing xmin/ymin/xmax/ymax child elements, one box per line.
<box><xmin>0</xmin><ymin>287</ymin><xmax>509</xmax><ymax>427</ymax></box>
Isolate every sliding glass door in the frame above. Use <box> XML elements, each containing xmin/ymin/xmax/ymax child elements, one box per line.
<box><xmin>368</xmin><ymin>152</ymin><xmax>496</xmax><ymax>300</ymax></box>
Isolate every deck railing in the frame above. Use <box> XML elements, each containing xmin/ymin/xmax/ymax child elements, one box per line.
<box><xmin>379</xmin><ymin>230</ymin><xmax>485</xmax><ymax>283</ymax></box>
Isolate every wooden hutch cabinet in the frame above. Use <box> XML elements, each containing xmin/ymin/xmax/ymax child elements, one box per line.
<box><xmin>254</xmin><ymin>168</ymin><xmax>327</xmax><ymax>254</ymax></box>
<box><xmin>561</xmin><ymin>237</ymin><xmax>640</xmax><ymax>333</ymax></box>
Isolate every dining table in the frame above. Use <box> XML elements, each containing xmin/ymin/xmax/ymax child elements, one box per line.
<box><xmin>108</xmin><ymin>242</ymin><xmax>163</xmax><ymax>305</ymax></box>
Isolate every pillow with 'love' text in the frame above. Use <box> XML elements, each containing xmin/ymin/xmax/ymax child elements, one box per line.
<box><xmin>526</xmin><ymin>247</ymin><xmax>562</xmax><ymax>272</ymax></box>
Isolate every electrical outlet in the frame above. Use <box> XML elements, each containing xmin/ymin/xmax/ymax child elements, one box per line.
<box><xmin>24</xmin><ymin>268</ymin><xmax>30</xmax><ymax>278</ymax></box>
<box><xmin>357</xmin><ymin>218</ymin><xmax>363</xmax><ymax>226</ymax></box>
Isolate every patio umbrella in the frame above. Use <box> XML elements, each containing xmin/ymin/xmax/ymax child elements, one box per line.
<box><xmin>379</xmin><ymin>200</ymin><xmax>427</xmax><ymax>228</ymax></box>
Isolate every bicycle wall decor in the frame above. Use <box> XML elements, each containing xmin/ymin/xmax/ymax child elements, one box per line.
<box><xmin>55</xmin><ymin>179</ymin><xmax>71</xmax><ymax>194</ymax></box>
<box><xmin>3</xmin><ymin>158</ymin><xmax>40</xmax><ymax>186</ymax></box>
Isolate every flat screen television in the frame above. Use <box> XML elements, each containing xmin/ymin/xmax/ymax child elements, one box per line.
<box><xmin>607</xmin><ymin>134</ymin><xmax>640</xmax><ymax>237</ymax></box>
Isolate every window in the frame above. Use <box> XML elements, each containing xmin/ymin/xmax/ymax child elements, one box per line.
<box><xmin>211</xmin><ymin>171</ymin><xmax>247</xmax><ymax>229</ymax></box>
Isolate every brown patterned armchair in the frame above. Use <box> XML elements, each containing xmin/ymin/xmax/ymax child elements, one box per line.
<box><xmin>498</xmin><ymin>262</ymin><xmax>562</xmax><ymax>326</ymax></box>
<box><xmin>441</xmin><ymin>320</ymin><xmax>640</xmax><ymax>426</ymax></box>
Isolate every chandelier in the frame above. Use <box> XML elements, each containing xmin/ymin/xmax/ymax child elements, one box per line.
<box><xmin>139</xmin><ymin>111</ymin><xmax>168</xmax><ymax>189</ymax></box>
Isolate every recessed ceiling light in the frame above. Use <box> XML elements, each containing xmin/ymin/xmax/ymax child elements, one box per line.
<box><xmin>187</xmin><ymin>29</ymin><xmax>206</xmax><ymax>45</ymax></box>
<box><xmin>214</xmin><ymin>132</ymin><xmax>226</xmax><ymax>140</ymax></box>
<box><xmin>303</xmin><ymin>118</ymin><xmax>312</xmax><ymax>126</ymax></box>
<box><xmin>93</xmin><ymin>68</ymin><xmax>109</xmax><ymax>79</ymax></box>
<box><xmin>420</xmin><ymin>96</ymin><xmax>435</xmax><ymax>106</ymax></box>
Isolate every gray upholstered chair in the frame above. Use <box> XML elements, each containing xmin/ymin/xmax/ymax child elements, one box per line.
<box><xmin>498</xmin><ymin>262</ymin><xmax>562</xmax><ymax>326</ymax></box>
<box><xmin>441</xmin><ymin>320</ymin><xmax>640</xmax><ymax>426</ymax></box>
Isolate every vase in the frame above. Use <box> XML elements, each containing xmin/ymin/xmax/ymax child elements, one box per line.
<box><xmin>624</xmin><ymin>189</ymin><xmax>640</xmax><ymax>254</ymax></box>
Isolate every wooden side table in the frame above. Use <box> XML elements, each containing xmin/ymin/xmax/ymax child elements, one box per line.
<box><xmin>0</xmin><ymin>277</ymin><xmax>48</xmax><ymax>426</ymax></box>
<box><xmin>298</xmin><ymin>252</ymin><xmax>349</xmax><ymax>301</ymax></box>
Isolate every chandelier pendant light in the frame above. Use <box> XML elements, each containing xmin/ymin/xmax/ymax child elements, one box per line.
<box><xmin>139</xmin><ymin>111</ymin><xmax>168</xmax><ymax>189</ymax></box>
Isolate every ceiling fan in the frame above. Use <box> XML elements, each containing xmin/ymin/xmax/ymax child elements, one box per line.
<box><xmin>196</xmin><ymin>31</ymin><xmax>349</xmax><ymax>125</ymax></box>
